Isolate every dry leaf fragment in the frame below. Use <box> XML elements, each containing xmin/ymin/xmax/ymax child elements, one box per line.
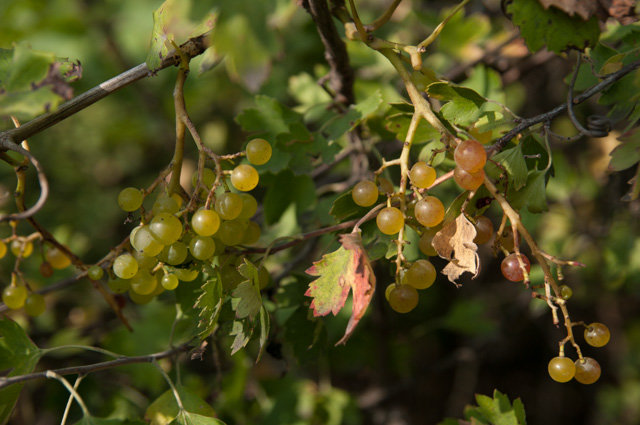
<box><xmin>538</xmin><ymin>0</ymin><xmax>599</xmax><ymax>20</ymax></box>
<box><xmin>432</xmin><ymin>214</ymin><xmax>479</xmax><ymax>285</ymax></box>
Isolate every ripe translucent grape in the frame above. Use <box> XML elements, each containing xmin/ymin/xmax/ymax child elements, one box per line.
<box><xmin>352</xmin><ymin>180</ymin><xmax>379</xmax><ymax>207</ymax></box>
<box><xmin>584</xmin><ymin>322</ymin><xmax>610</xmax><ymax>347</ymax></box>
<box><xmin>11</xmin><ymin>239</ymin><xmax>33</xmax><ymax>258</ymax></box>
<box><xmin>215</xmin><ymin>192</ymin><xmax>243</xmax><ymax>220</ymax></box>
<box><xmin>189</xmin><ymin>236</ymin><xmax>216</xmax><ymax>260</ymax></box>
<box><xmin>246</xmin><ymin>138</ymin><xmax>272</xmax><ymax>165</ymax></box>
<box><xmin>574</xmin><ymin>357</ymin><xmax>601</xmax><ymax>384</ymax></box>
<box><xmin>473</xmin><ymin>216</ymin><xmax>494</xmax><ymax>245</ymax></box>
<box><xmin>24</xmin><ymin>293</ymin><xmax>46</xmax><ymax>316</ymax></box>
<box><xmin>191</xmin><ymin>209</ymin><xmax>220</xmax><ymax>236</ymax></box>
<box><xmin>130</xmin><ymin>270</ymin><xmax>158</xmax><ymax>295</ymax></box>
<box><xmin>132</xmin><ymin>249</ymin><xmax>158</xmax><ymax>270</ymax></box>
<box><xmin>501</xmin><ymin>253</ymin><xmax>531</xmax><ymax>282</ymax></box>
<box><xmin>128</xmin><ymin>290</ymin><xmax>155</xmax><ymax>305</ymax></box>
<box><xmin>118</xmin><ymin>187</ymin><xmax>143</xmax><ymax>212</ymax></box>
<box><xmin>161</xmin><ymin>274</ymin><xmax>179</xmax><ymax>290</ymax></box>
<box><xmin>0</xmin><ymin>240</ymin><xmax>6</xmax><ymax>259</ymax></box>
<box><xmin>108</xmin><ymin>278</ymin><xmax>130</xmax><ymax>294</ymax></box>
<box><xmin>388</xmin><ymin>284</ymin><xmax>419</xmax><ymax>313</ymax></box>
<box><xmin>191</xmin><ymin>167</ymin><xmax>216</xmax><ymax>190</ymax></box>
<box><xmin>238</xmin><ymin>194</ymin><xmax>258</xmax><ymax>219</ymax></box>
<box><xmin>88</xmin><ymin>266</ymin><xmax>104</xmax><ymax>281</ymax></box>
<box><xmin>559</xmin><ymin>285</ymin><xmax>573</xmax><ymax>300</ymax></box>
<box><xmin>376</xmin><ymin>207</ymin><xmax>404</xmax><ymax>235</ymax></box>
<box><xmin>409</xmin><ymin>162</ymin><xmax>436</xmax><ymax>189</ymax></box>
<box><xmin>548</xmin><ymin>356</ymin><xmax>575</xmax><ymax>383</ymax></box>
<box><xmin>131</xmin><ymin>225</ymin><xmax>164</xmax><ymax>257</ymax></box>
<box><xmin>217</xmin><ymin>220</ymin><xmax>247</xmax><ymax>246</ymax></box>
<box><xmin>150</xmin><ymin>213</ymin><xmax>183</xmax><ymax>244</ymax></box>
<box><xmin>403</xmin><ymin>259</ymin><xmax>436</xmax><ymax>290</ymax></box>
<box><xmin>231</xmin><ymin>164</ymin><xmax>259</xmax><ymax>191</ymax></box>
<box><xmin>378</xmin><ymin>177</ymin><xmax>394</xmax><ymax>195</ymax></box>
<box><xmin>242</xmin><ymin>221</ymin><xmax>261</xmax><ymax>245</ymax></box>
<box><xmin>453</xmin><ymin>166</ymin><xmax>485</xmax><ymax>191</ymax></box>
<box><xmin>454</xmin><ymin>139</ymin><xmax>486</xmax><ymax>173</ymax></box>
<box><xmin>161</xmin><ymin>241</ymin><xmax>188</xmax><ymax>265</ymax></box>
<box><xmin>418</xmin><ymin>228</ymin><xmax>438</xmax><ymax>257</ymax></box>
<box><xmin>152</xmin><ymin>193</ymin><xmax>180</xmax><ymax>215</ymax></box>
<box><xmin>45</xmin><ymin>247</ymin><xmax>71</xmax><ymax>269</ymax></box>
<box><xmin>384</xmin><ymin>284</ymin><xmax>395</xmax><ymax>301</ymax></box>
<box><xmin>113</xmin><ymin>253</ymin><xmax>138</xmax><ymax>279</ymax></box>
<box><xmin>2</xmin><ymin>285</ymin><xmax>28</xmax><ymax>309</ymax></box>
<box><xmin>174</xmin><ymin>268</ymin><xmax>199</xmax><ymax>282</ymax></box>
<box><xmin>414</xmin><ymin>196</ymin><xmax>445</xmax><ymax>228</ymax></box>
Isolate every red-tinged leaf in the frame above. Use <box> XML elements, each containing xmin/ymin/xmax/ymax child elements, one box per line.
<box><xmin>305</xmin><ymin>233</ymin><xmax>376</xmax><ymax>345</ymax></box>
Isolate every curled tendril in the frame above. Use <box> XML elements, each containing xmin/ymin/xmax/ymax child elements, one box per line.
<box><xmin>567</xmin><ymin>55</ymin><xmax>611</xmax><ymax>139</ymax></box>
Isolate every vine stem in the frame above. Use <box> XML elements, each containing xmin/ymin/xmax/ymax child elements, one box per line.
<box><xmin>169</xmin><ymin>66</ymin><xmax>188</xmax><ymax>195</ymax></box>
<box><xmin>60</xmin><ymin>375</ymin><xmax>84</xmax><ymax>425</ymax></box>
<box><xmin>153</xmin><ymin>359</ymin><xmax>185</xmax><ymax>411</ymax></box>
<box><xmin>46</xmin><ymin>371</ymin><xmax>91</xmax><ymax>418</ymax></box>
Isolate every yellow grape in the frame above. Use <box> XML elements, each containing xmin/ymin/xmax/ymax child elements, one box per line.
<box><xmin>388</xmin><ymin>284</ymin><xmax>419</xmax><ymax>313</ymax></box>
<box><xmin>231</xmin><ymin>164</ymin><xmax>259</xmax><ymax>191</ymax></box>
<box><xmin>548</xmin><ymin>356</ymin><xmax>575</xmax><ymax>383</ymax></box>
<box><xmin>45</xmin><ymin>247</ymin><xmax>71</xmax><ymax>269</ymax></box>
<box><xmin>352</xmin><ymin>180</ymin><xmax>378</xmax><ymax>207</ymax></box>
<box><xmin>453</xmin><ymin>166</ymin><xmax>485</xmax><ymax>191</ymax></box>
<box><xmin>409</xmin><ymin>162</ymin><xmax>436</xmax><ymax>189</ymax></box>
<box><xmin>376</xmin><ymin>207</ymin><xmax>404</xmax><ymax>235</ymax></box>
<box><xmin>414</xmin><ymin>196</ymin><xmax>445</xmax><ymax>228</ymax></box>
<box><xmin>454</xmin><ymin>139</ymin><xmax>486</xmax><ymax>173</ymax></box>
<box><xmin>245</xmin><ymin>138</ymin><xmax>272</xmax><ymax>165</ymax></box>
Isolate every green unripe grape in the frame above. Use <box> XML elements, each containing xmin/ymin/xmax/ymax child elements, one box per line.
<box><xmin>161</xmin><ymin>241</ymin><xmax>188</xmax><ymax>265</ymax></box>
<box><xmin>108</xmin><ymin>278</ymin><xmax>130</xmax><ymax>294</ymax></box>
<box><xmin>118</xmin><ymin>187</ymin><xmax>143</xmax><ymax>212</ymax></box>
<box><xmin>152</xmin><ymin>193</ymin><xmax>180</xmax><ymax>215</ymax></box>
<box><xmin>150</xmin><ymin>213</ymin><xmax>183</xmax><ymax>245</ymax></box>
<box><xmin>87</xmin><ymin>266</ymin><xmax>104</xmax><ymax>281</ymax></box>
<box><xmin>132</xmin><ymin>225</ymin><xmax>164</xmax><ymax>257</ymax></box>
<box><xmin>237</xmin><ymin>194</ymin><xmax>258</xmax><ymax>219</ymax></box>
<box><xmin>473</xmin><ymin>216</ymin><xmax>494</xmax><ymax>245</ymax></box>
<box><xmin>191</xmin><ymin>209</ymin><xmax>221</xmax><ymax>236</ymax></box>
<box><xmin>11</xmin><ymin>239</ymin><xmax>33</xmax><ymax>258</ymax></box>
<box><xmin>113</xmin><ymin>253</ymin><xmax>138</xmax><ymax>279</ymax></box>
<box><xmin>130</xmin><ymin>270</ymin><xmax>157</xmax><ymax>295</ymax></box>
<box><xmin>191</xmin><ymin>167</ymin><xmax>216</xmax><ymax>190</ymax></box>
<box><xmin>189</xmin><ymin>236</ymin><xmax>216</xmax><ymax>260</ymax></box>
<box><xmin>414</xmin><ymin>196</ymin><xmax>445</xmax><ymax>228</ymax></box>
<box><xmin>584</xmin><ymin>322</ymin><xmax>610</xmax><ymax>347</ymax></box>
<box><xmin>559</xmin><ymin>285</ymin><xmax>573</xmax><ymax>300</ymax></box>
<box><xmin>376</xmin><ymin>207</ymin><xmax>404</xmax><ymax>235</ymax></box>
<box><xmin>132</xmin><ymin>249</ymin><xmax>158</xmax><ymax>270</ymax></box>
<box><xmin>128</xmin><ymin>290</ymin><xmax>155</xmax><ymax>305</ymax></box>
<box><xmin>215</xmin><ymin>192</ymin><xmax>243</xmax><ymax>220</ymax></box>
<box><xmin>419</xmin><ymin>228</ymin><xmax>438</xmax><ymax>256</ymax></box>
<box><xmin>402</xmin><ymin>259</ymin><xmax>436</xmax><ymax>290</ymax></box>
<box><xmin>548</xmin><ymin>356</ymin><xmax>575</xmax><ymax>383</ymax></box>
<box><xmin>352</xmin><ymin>181</ymin><xmax>379</xmax><ymax>207</ymax></box>
<box><xmin>409</xmin><ymin>162</ymin><xmax>437</xmax><ymax>189</ymax></box>
<box><xmin>231</xmin><ymin>164</ymin><xmax>259</xmax><ymax>192</ymax></box>
<box><xmin>388</xmin><ymin>284</ymin><xmax>419</xmax><ymax>313</ymax></box>
<box><xmin>217</xmin><ymin>220</ymin><xmax>247</xmax><ymax>246</ymax></box>
<box><xmin>45</xmin><ymin>247</ymin><xmax>71</xmax><ymax>269</ymax></box>
<box><xmin>454</xmin><ymin>139</ymin><xmax>487</xmax><ymax>173</ymax></box>
<box><xmin>0</xmin><ymin>240</ymin><xmax>7</xmax><ymax>259</ymax></box>
<box><xmin>2</xmin><ymin>285</ymin><xmax>28</xmax><ymax>309</ymax></box>
<box><xmin>24</xmin><ymin>293</ymin><xmax>46</xmax><ymax>316</ymax></box>
<box><xmin>161</xmin><ymin>274</ymin><xmax>179</xmax><ymax>290</ymax></box>
<box><xmin>242</xmin><ymin>221</ymin><xmax>261</xmax><ymax>245</ymax></box>
<box><xmin>574</xmin><ymin>357</ymin><xmax>601</xmax><ymax>384</ymax></box>
<box><xmin>246</xmin><ymin>138</ymin><xmax>272</xmax><ymax>165</ymax></box>
<box><xmin>174</xmin><ymin>268</ymin><xmax>199</xmax><ymax>282</ymax></box>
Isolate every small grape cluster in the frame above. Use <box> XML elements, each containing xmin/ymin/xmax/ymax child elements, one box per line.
<box><xmin>548</xmin><ymin>322</ymin><xmax>610</xmax><ymax>384</ymax></box>
<box><xmin>106</xmin><ymin>138</ymin><xmax>272</xmax><ymax>304</ymax></box>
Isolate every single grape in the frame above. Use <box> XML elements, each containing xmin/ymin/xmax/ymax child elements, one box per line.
<box><xmin>174</xmin><ymin>268</ymin><xmax>199</xmax><ymax>282</ymax></box>
<box><xmin>559</xmin><ymin>285</ymin><xmax>573</xmax><ymax>300</ymax></box>
<box><xmin>414</xmin><ymin>196</ymin><xmax>445</xmax><ymax>228</ymax></box>
<box><xmin>191</xmin><ymin>167</ymin><xmax>216</xmax><ymax>190</ymax></box>
<box><xmin>149</xmin><ymin>213</ymin><xmax>183</xmax><ymax>245</ymax></box>
<box><xmin>384</xmin><ymin>284</ymin><xmax>395</xmax><ymax>301</ymax></box>
<box><xmin>108</xmin><ymin>278</ymin><xmax>130</xmax><ymax>294</ymax></box>
<box><xmin>128</xmin><ymin>289</ymin><xmax>155</xmax><ymax>305</ymax></box>
<box><xmin>113</xmin><ymin>253</ymin><xmax>138</xmax><ymax>279</ymax></box>
<box><xmin>39</xmin><ymin>262</ymin><xmax>53</xmax><ymax>278</ymax></box>
<box><xmin>237</xmin><ymin>194</ymin><xmax>258</xmax><ymax>219</ymax></box>
<box><xmin>152</xmin><ymin>273</ymin><xmax>166</xmax><ymax>296</ymax></box>
<box><xmin>132</xmin><ymin>249</ymin><xmax>158</xmax><ymax>270</ymax></box>
<box><xmin>453</xmin><ymin>166</ymin><xmax>485</xmax><ymax>191</ymax></box>
<box><xmin>454</xmin><ymin>139</ymin><xmax>487</xmax><ymax>173</ymax></box>
<box><xmin>2</xmin><ymin>285</ymin><xmax>28</xmax><ymax>309</ymax></box>
<box><xmin>377</xmin><ymin>177</ymin><xmax>394</xmax><ymax>195</ymax></box>
<box><xmin>548</xmin><ymin>356</ymin><xmax>575</xmax><ymax>383</ymax></box>
<box><xmin>473</xmin><ymin>216</ymin><xmax>494</xmax><ymax>245</ymax></box>
<box><xmin>0</xmin><ymin>240</ymin><xmax>7</xmax><ymax>259</ymax></box>
<box><xmin>87</xmin><ymin>265</ymin><xmax>104</xmax><ymax>281</ymax></box>
<box><xmin>24</xmin><ymin>293</ymin><xmax>46</xmax><ymax>316</ymax></box>
<box><xmin>242</xmin><ymin>221</ymin><xmax>261</xmax><ymax>245</ymax></box>
<box><xmin>246</xmin><ymin>138</ymin><xmax>272</xmax><ymax>165</ymax></box>
<box><xmin>497</xmin><ymin>227</ymin><xmax>518</xmax><ymax>252</ymax></box>
<box><xmin>584</xmin><ymin>322</ymin><xmax>610</xmax><ymax>347</ymax></box>
<box><xmin>118</xmin><ymin>187</ymin><xmax>143</xmax><ymax>212</ymax></box>
<box><xmin>161</xmin><ymin>274</ymin><xmax>179</xmax><ymax>290</ymax></box>
<box><xmin>418</xmin><ymin>228</ymin><xmax>438</xmax><ymax>257</ymax></box>
<box><xmin>409</xmin><ymin>162</ymin><xmax>437</xmax><ymax>189</ymax></box>
<box><xmin>388</xmin><ymin>284</ymin><xmax>419</xmax><ymax>313</ymax></box>
<box><xmin>217</xmin><ymin>220</ymin><xmax>247</xmax><ymax>246</ymax></box>
<box><xmin>231</xmin><ymin>164</ymin><xmax>259</xmax><ymax>191</ymax></box>
<box><xmin>376</xmin><ymin>207</ymin><xmax>404</xmax><ymax>235</ymax></box>
<box><xmin>161</xmin><ymin>241</ymin><xmax>188</xmax><ymax>265</ymax></box>
<box><xmin>152</xmin><ymin>193</ymin><xmax>180</xmax><ymax>215</ymax></box>
<box><xmin>130</xmin><ymin>270</ymin><xmax>158</xmax><ymax>295</ymax></box>
<box><xmin>215</xmin><ymin>192</ymin><xmax>243</xmax><ymax>220</ymax></box>
<box><xmin>574</xmin><ymin>357</ymin><xmax>601</xmax><ymax>384</ymax></box>
<box><xmin>10</xmin><ymin>239</ymin><xmax>33</xmax><ymax>258</ymax></box>
<box><xmin>189</xmin><ymin>236</ymin><xmax>216</xmax><ymax>260</ymax></box>
<box><xmin>501</xmin><ymin>253</ymin><xmax>531</xmax><ymax>282</ymax></box>
<box><xmin>191</xmin><ymin>209</ymin><xmax>221</xmax><ymax>236</ymax></box>
<box><xmin>352</xmin><ymin>181</ymin><xmax>379</xmax><ymax>207</ymax></box>
<box><xmin>403</xmin><ymin>259</ymin><xmax>437</xmax><ymax>290</ymax></box>
<box><xmin>45</xmin><ymin>247</ymin><xmax>71</xmax><ymax>269</ymax></box>
<box><xmin>131</xmin><ymin>225</ymin><xmax>164</xmax><ymax>257</ymax></box>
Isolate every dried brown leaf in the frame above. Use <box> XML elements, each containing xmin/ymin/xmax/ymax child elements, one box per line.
<box><xmin>432</xmin><ymin>214</ymin><xmax>479</xmax><ymax>285</ymax></box>
<box><xmin>538</xmin><ymin>0</ymin><xmax>599</xmax><ymax>20</ymax></box>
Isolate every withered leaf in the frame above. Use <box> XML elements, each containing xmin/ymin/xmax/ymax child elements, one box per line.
<box><xmin>538</xmin><ymin>0</ymin><xmax>599</xmax><ymax>20</ymax></box>
<box><xmin>432</xmin><ymin>214</ymin><xmax>479</xmax><ymax>285</ymax></box>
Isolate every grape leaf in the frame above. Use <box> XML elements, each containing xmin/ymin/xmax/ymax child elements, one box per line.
<box><xmin>319</xmin><ymin>91</ymin><xmax>383</xmax><ymax>142</ymax></box>
<box><xmin>229</xmin><ymin>319</ymin><xmax>252</xmax><ymax>355</ymax></box>
<box><xmin>145</xmin><ymin>386</ymin><xmax>217</xmax><ymax>425</ymax></box>
<box><xmin>262</xmin><ymin>170</ymin><xmax>316</xmax><ymax>224</ymax></box>
<box><xmin>73</xmin><ymin>417</ymin><xmax>146</xmax><ymax>425</ymax></box>
<box><xmin>507</xmin><ymin>0</ymin><xmax>600</xmax><ymax>53</ymax></box>
<box><xmin>329</xmin><ymin>191</ymin><xmax>372</xmax><ymax>222</ymax></box>
<box><xmin>305</xmin><ymin>233</ymin><xmax>376</xmax><ymax>345</ymax></box>
<box><xmin>195</xmin><ymin>276</ymin><xmax>223</xmax><ymax>340</ymax></box>
<box><xmin>427</xmin><ymin>82</ymin><xmax>486</xmax><ymax>125</ymax></box>
<box><xmin>609</xmin><ymin>129</ymin><xmax>640</xmax><ymax>171</ymax></box>
<box><xmin>485</xmin><ymin>145</ymin><xmax>529</xmax><ymax>190</ymax></box>
<box><xmin>170</xmin><ymin>412</ymin><xmax>226</xmax><ymax>425</ymax></box>
<box><xmin>469</xmin><ymin>390</ymin><xmax>527</xmax><ymax>425</ymax></box>
<box><xmin>232</xmin><ymin>280</ymin><xmax>261</xmax><ymax>320</ymax></box>
<box><xmin>508</xmin><ymin>170</ymin><xmax>549</xmax><ymax>213</ymax></box>
<box><xmin>432</xmin><ymin>214</ymin><xmax>479</xmax><ymax>285</ymax></box>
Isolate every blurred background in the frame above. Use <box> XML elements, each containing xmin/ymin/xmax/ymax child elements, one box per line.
<box><xmin>1</xmin><ymin>0</ymin><xmax>639</xmax><ymax>424</ymax></box>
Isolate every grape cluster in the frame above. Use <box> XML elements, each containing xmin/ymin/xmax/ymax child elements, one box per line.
<box><xmin>108</xmin><ymin>138</ymin><xmax>272</xmax><ymax>304</ymax></box>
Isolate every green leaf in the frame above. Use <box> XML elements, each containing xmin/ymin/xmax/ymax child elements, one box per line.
<box><xmin>229</xmin><ymin>319</ymin><xmax>252</xmax><ymax>355</ymax></box>
<box><xmin>262</xmin><ymin>170</ymin><xmax>316</xmax><ymax>224</ymax></box>
<box><xmin>469</xmin><ymin>390</ymin><xmax>526</xmax><ymax>425</ymax></box>
<box><xmin>257</xmin><ymin>305</ymin><xmax>270</xmax><ymax>361</ymax></box>
<box><xmin>507</xmin><ymin>0</ymin><xmax>600</xmax><ymax>54</ymax></box>
<box><xmin>0</xmin><ymin>317</ymin><xmax>42</xmax><ymax>425</ymax></box>
<box><xmin>329</xmin><ymin>191</ymin><xmax>372</xmax><ymax>222</ymax></box>
<box><xmin>485</xmin><ymin>145</ymin><xmax>528</xmax><ymax>190</ymax></box>
<box><xmin>320</xmin><ymin>91</ymin><xmax>383</xmax><ymax>141</ymax></box>
<box><xmin>305</xmin><ymin>246</ymin><xmax>352</xmax><ymax>316</ymax></box>
<box><xmin>195</xmin><ymin>276</ymin><xmax>223</xmax><ymax>340</ymax></box>
<box><xmin>427</xmin><ymin>82</ymin><xmax>486</xmax><ymax>125</ymax></box>
<box><xmin>232</xmin><ymin>280</ymin><xmax>262</xmax><ymax>320</ymax></box>
<box><xmin>385</xmin><ymin>112</ymin><xmax>441</xmax><ymax>144</ymax></box>
<box><xmin>145</xmin><ymin>387</ymin><xmax>217</xmax><ymax>425</ymax></box>
<box><xmin>508</xmin><ymin>170</ymin><xmax>548</xmax><ymax>213</ymax></box>
<box><xmin>170</xmin><ymin>411</ymin><xmax>226</xmax><ymax>425</ymax></box>
<box><xmin>73</xmin><ymin>417</ymin><xmax>146</xmax><ymax>425</ymax></box>
<box><xmin>609</xmin><ymin>130</ymin><xmax>640</xmax><ymax>171</ymax></box>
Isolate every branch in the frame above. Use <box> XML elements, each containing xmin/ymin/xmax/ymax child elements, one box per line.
<box><xmin>0</xmin><ymin>34</ymin><xmax>209</xmax><ymax>143</ymax></box>
<box><xmin>0</xmin><ymin>341</ymin><xmax>193</xmax><ymax>389</ymax></box>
